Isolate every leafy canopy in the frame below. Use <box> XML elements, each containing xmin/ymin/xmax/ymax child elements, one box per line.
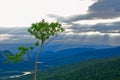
<box><xmin>6</xmin><ymin>19</ymin><xmax>64</xmax><ymax>63</ymax></box>
<box><xmin>28</xmin><ymin>19</ymin><xmax>64</xmax><ymax>43</ymax></box>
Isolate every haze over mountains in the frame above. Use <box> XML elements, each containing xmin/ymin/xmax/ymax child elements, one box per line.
<box><xmin>0</xmin><ymin>0</ymin><xmax>120</xmax><ymax>46</ymax></box>
<box><xmin>1</xmin><ymin>45</ymin><xmax>120</xmax><ymax>70</ymax></box>
<box><xmin>0</xmin><ymin>27</ymin><xmax>120</xmax><ymax>46</ymax></box>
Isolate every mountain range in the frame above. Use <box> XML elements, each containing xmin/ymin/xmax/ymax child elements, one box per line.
<box><xmin>0</xmin><ymin>45</ymin><xmax>120</xmax><ymax>79</ymax></box>
<box><xmin>0</xmin><ymin>45</ymin><xmax>120</xmax><ymax>70</ymax></box>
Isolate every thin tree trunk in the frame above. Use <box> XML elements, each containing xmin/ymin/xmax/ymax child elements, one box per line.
<box><xmin>34</xmin><ymin>44</ymin><xmax>43</xmax><ymax>80</ymax></box>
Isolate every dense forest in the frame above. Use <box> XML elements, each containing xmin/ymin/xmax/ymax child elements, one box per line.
<box><xmin>5</xmin><ymin>56</ymin><xmax>120</xmax><ymax>80</ymax></box>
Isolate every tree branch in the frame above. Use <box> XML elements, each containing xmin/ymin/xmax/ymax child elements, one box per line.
<box><xmin>42</xmin><ymin>34</ymin><xmax>58</xmax><ymax>49</ymax></box>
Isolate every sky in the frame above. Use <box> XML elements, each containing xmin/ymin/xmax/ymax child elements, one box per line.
<box><xmin>0</xmin><ymin>0</ymin><xmax>120</xmax><ymax>46</ymax></box>
<box><xmin>0</xmin><ymin>0</ymin><xmax>93</xmax><ymax>27</ymax></box>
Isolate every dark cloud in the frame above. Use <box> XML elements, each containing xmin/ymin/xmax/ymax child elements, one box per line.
<box><xmin>68</xmin><ymin>22</ymin><xmax>120</xmax><ymax>33</ymax></box>
<box><xmin>0</xmin><ymin>27</ymin><xmax>29</xmax><ymax>35</ymax></box>
<box><xmin>52</xmin><ymin>21</ymin><xmax>120</xmax><ymax>46</ymax></box>
<box><xmin>48</xmin><ymin>0</ymin><xmax>120</xmax><ymax>23</ymax></box>
<box><xmin>0</xmin><ymin>27</ymin><xmax>34</xmax><ymax>43</ymax></box>
<box><xmin>54</xmin><ymin>32</ymin><xmax>120</xmax><ymax>46</ymax></box>
<box><xmin>89</xmin><ymin>0</ymin><xmax>120</xmax><ymax>12</ymax></box>
<box><xmin>0</xmin><ymin>21</ymin><xmax>120</xmax><ymax>45</ymax></box>
<box><xmin>92</xmin><ymin>23</ymin><xmax>120</xmax><ymax>33</ymax></box>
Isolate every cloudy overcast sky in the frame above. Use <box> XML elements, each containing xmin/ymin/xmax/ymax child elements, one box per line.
<box><xmin>0</xmin><ymin>0</ymin><xmax>120</xmax><ymax>46</ymax></box>
<box><xmin>0</xmin><ymin>0</ymin><xmax>93</xmax><ymax>27</ymax></box>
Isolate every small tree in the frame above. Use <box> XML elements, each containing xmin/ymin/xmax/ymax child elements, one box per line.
<box><xmin>6</xmin><ymin>19</ymin><xmax>64</xmax><ymax>80</ymax></box>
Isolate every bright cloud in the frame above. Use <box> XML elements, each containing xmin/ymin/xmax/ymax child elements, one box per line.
<box><xmin>0</xmin><ymin>0</ymin><xmax>120</xmax><ymax>46</ymax></box>
<box><xmin>0</xmin><ymin>0</ymin><xmax>93</xmax><ymax>27</ymax></box>
<box><xmin>0</xmin><ymin>34</ymin><xmax>13</xmax><ymax>41</ymax></box>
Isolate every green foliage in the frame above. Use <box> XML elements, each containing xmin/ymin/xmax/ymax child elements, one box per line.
<box><xmin>6</xmin><ymin>44</ymin><xmax>37</xmax><ymax>63</ymax></box>
<box><xmin>6</xmin><ymin>46</ymin><xmax>29</xmax><ymax>63</ymax></box>
<box><xmin>28</xmin><ymin>19</ymin><xmax>64</xmax><ymax>43</ymax></box>
<box><xmin>18</xmin><ymin>46</ymin><xmax>29</xmax><ymax>51</ymax></box>
<box><xmin>6</xmin><ymin>19</ymin><xmax>64</xmax><ymax>64</ymax></box>
<box><xmin>5</xmin><ymin>19</ymin><xmax>64</xmax><ymax>80</ymax></box>
<box><xmin>35</xmin><ymin>41</ymin><xmax>39</xmax><ymax>46</ymax></box>
<box><xmin>30</xmin><ymin>46</ymin><xmax>34</xmax><ymax>50</ymax></box>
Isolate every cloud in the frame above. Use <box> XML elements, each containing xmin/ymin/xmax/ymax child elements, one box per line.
<box><xmin>48</xmin><ymin>0</ymin><xmax>120</xmax><ymax>23</ymax></box>
<box><xmin>0</xmin><ymin>33</ymin><xmax>34</xmax><ymax>43</ymax></box>
<box><xmin>54</xmin><ymin>31</ymin><xmax>120</xmax><ymax>46</ymax></box>
<box><xmin>0</xmin><ymin>26</ymin><xmax>120</xmax><ymax>45</ymax></box>
<box><xmin>89</xmin><ymin>0</ymin><xmax>120</xmax><ymax>12</ymax></box>
<box><xmin>68</xmin><ymin>22</ymin><xmax>120</xmax><ymax>33</ymax></box>
<box><xmin>0</xmin><ymin>27</ymin><xmax>34</xmax><ymax>43</ymax></box>
<box><xmin>0</xmin><ymin>34</ymin><xmax>13</xmax><ymax>41</ymax></box>
<box><xmin>92</xmin><ymin>22</ymin><xmax>120</xmax><ymax>33</ymax></box>
<box><xmin>54</xmin><ymin>21</ymin><xmax>120</xmax><ymax>46</ymax></box>
<box><xmin>0</xmin><ymin>22</ymin><xmax>120</xmax><ymax>46</ymax></box>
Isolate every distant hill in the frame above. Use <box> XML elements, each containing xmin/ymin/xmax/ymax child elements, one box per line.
<box><xmin>0</xmin><ymin>44</ymin><xmax>33</xmax><ymax>54</ymax></box>
<box><xmin>42</xmin><ymin>56</ymin><xmax>120</xmax><ymax>80</ymax></box>
<box><xmin>6</xmin><ymin>56</ymin><xmax>120</xmax><ymax>80</ymax></box>
<box><xmin>1</xmin><ymin>46</ymin><xmax>120</xmax><ymax>80</ymax></box>
<box><xmin>0</xmin><ymin>43</ymin><xmax>113</xmax><ymax>53</ymax></box>
<box><xmin>70</xmin><ymin>46</ymin><xmax>120</xmax><ymax>59</ymax></box>
<box><xmin>1</xmin><ymin>46</ymin><xmax>120</xmax><ymax>70</ymax></box>
<box><xmin>37</xmin><ymin>46</ymin><xmax>120</xmax><ymax>67</ymax></box>
<box><xmin>32</xmin><ymin>47</ymin><xmax>95</xmax><ymax>66</ymax></box>
<box><xmin>0</xmin><ymin>50</ymin><xmax>13</xmax><ymax>62</ymax></box>
<box><xmin>0</xmin><ymin>47</ymin><xmax>95</xmax><ymax>72</ymax></box>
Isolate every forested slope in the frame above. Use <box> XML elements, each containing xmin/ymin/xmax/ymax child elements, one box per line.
<box><xmin>7</xmin><ymin>56</ymin><xmax>120</xmax><ymax>80</ymax></box>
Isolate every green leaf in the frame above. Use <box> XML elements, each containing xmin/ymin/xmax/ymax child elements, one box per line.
<box><xmin>3</xmin><ymin>61</ymin><xmax>8</xmax><ymax>64</ymax></box>
<box><xmin>30</xmin><ymin>46</ymin><xmax>34</xmax><ymax>50</ymax></box>
<box><xmin>28</xmin><ymin>19</ymin><xmax>64</xmax><ymax>42</ymax></box>
<box><xmin>35</xmin><ymin>41</ymin><xmax>39</xmax><ymax>46</ymax></box>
